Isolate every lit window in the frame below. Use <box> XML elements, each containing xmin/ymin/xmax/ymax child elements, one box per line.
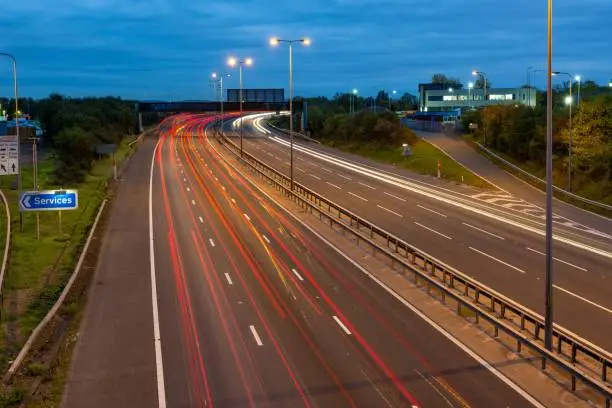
<box><xmin>506</xmin><ymin>94</ymin><xmax>514</xmax><ymax>100</ymax></box>
<box><xmin>443</xmin><ymin>95</ymin><xmax>457</xmax><ymax>101</ymax></box>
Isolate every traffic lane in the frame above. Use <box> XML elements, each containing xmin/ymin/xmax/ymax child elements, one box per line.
<box><xmin>247</xmin><ymin>132</ymin><xmax>612</xmax><ymax>252</ymax></box>
<box><xmin>255</xmin><ymin>160</ymin><xmax>612</xmax><ymax>351</ymax></box>
<box><xmin>157</xmin><ymin>135</ymin><xmax>273</xmax><ymax>407</ymax></box>
<box><xmin>201</xmin><ymin>127</ymin><xmax>540</xmax><ymax>407</ymax></box>
<box><xmin>180</xmin><ymin>133</ymin><xmax>390</xmax><ymax>407</ymax></box>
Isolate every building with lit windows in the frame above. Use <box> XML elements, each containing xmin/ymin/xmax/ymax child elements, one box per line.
<box><xmin>418</xmin><ymin>83</ymin><xmax>536</xmax><ymax>112</ymax></box>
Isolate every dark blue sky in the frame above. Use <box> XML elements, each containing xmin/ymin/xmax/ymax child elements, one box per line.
<box><xmin>1</xmin><ymin>0</ymin><xmax>610</xmax><ymax>100</ymax></box>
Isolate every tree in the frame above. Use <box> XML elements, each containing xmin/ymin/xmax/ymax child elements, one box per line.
<box><xmin>431</xmin><ymin>73</ymin><xmax>462</xmax><ymax>88</ymax></box>
<box><xmin>399</xmin><ymin>92</ymin><xmax>418</xmax><ymax>110</ymax></box>
<box><xmin>375</xmin><ymin>90</ymin><xmax>389</xmax><ymax>107</ymax></box>
<box><xmin>53</xmin><ymin>127</ymin><xmax>96</xmax><ymax>183</ymax></box>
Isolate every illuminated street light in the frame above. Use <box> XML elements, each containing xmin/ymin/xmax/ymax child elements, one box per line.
<box><xmin>575</xmin><ymin>75</ymin><xmax>581</xmax><ymax>105</ymax></box>
<box><xmin>227</xmin><ymin>57</ymin><xmax>254</xmax><ymax>157</ymax></box>
<box><xmin>471</xmin><ymin>70</ymin><xmax>488</xmax><ymax>101</ymax></box>
<box><xmin>268</xmin><ymin>36</ymin><xmax>311</xmax><ymax>190</ymax></box>
<box><xmin>388</xmin><ymin>89</ymin><xmax>397</xmax><ymax>110</ymax></box>
<box><xmin>211</xmin><ymin>71</ymin><xmax>231</xmax><ymax>136</ymax></box>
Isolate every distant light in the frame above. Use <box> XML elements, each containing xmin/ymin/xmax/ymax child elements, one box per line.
<box><xmin>575</xmin><ymin>75</ymin><xmax>581</xmax><ymax>82</ymax></box>
<box><xmin>468</xmin><ymin>82</ymin><xmax>474</xmax><ymax>89</ymax></box>
<box><xmin>227</xmin><ymin>57</ymin><xmax>237</xmax><ymax>67</ymax></box>
<box><xmin>402</xmin><ymin>143</ymin><xmax>408</xmax><ymax>147</ymax></box>
<box><xmin>245</xmin><ymin>57</ymin><xmax>254</xmax><ymax>66</ymax></box>
<box><xmin>448</xmin><ymin>88</ymin><xmax>453</xmax><ymax>92</ymax></box>
<box><xmin>211</xmin><ymin>72</ymin><xmax>217</xmax><ymax>78</ymax></box>
<box><xmin>302</xmin><ymin>37</ymin><xmax>312</xmax><ymax>46</ymax></box>
<box><xmin>472</xmin><ymin>70</ymin><xmax>479</xmax><ymax>76</ymax></box>
<box><xmin>352</xmin><ymin>89</ymin><xmax>358</xmax><ymax>94</ymax></box>
<box><xmin>392</xmin><ymin>90</ymin><xmax>397</xmax><ymax>95</ymax></box>
<box><xmin>269</xmin><ymin>37</ymin><xmax>280</xmax><ymax>46</ymax></box>
<box><xmin>564</xmin><ymin>95</ymin><xmax>573</xmax><ymax>106</ymax></box>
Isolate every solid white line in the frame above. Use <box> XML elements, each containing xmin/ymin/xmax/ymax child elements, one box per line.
<box><xmin>554</xmin><ymin>285</ymin><xmax>612</xmax><ymax>315</ymax></box>
<box><xmin>309</xmin><ymin>174</ymin><xmax>321</xmax><ymax>180</ymax></box>
<box><xmin>191</xmin><ymin>200</ymin><xmax>196</xmax><ymax>205</ymax></box>
<box><xmin>198</xmin><ymin>216</ymin><xmax>204</xmax><ymax>224</ymax></box>
<box><xmin>262</xmin><ymin>234</ymin><xmax>271</xmax><ymax>244</ymax></box>
<box><xmin>292</xmin><ymin>268</ymin><xmax>304</xmax><ymax>281</ymax></box>
<box><xmin>417</xmin><ymin>204</ymin><xmax>447</xmax><ymax>218</ymax></box>
<box><xmin>384</xmin><ymin>191</ymin><xmax>406</xmax><ymax>202</ymax></box>
<box><xmin>326</xmin><ymin>182</ymin><xmax>342</xmax><ymax>190</ymax></box>
<box><xmin>149</xmin><ymin>141</ymin><xmax>167</xmax><ymax>407</ymax></box>
<box><xmin>206</xmin><ymin>136</ymin><xmax>544</xmax><ymax>408</ymax></box>
<box><xmin>332</xmin><ymin>316</ymin><xmax>352</xmax><ymax>335</ymax></box>
<box><xmin>186</xmin><ymin>187</ymin><xmax>190</xmax><ymax>192</ymax></box>
<box><xmin>526</xmin><ymin>247</ymin><xmax>587</xmax><ymax>272</ymax></box>
<box><xmin>244</xmin><ymin>213</ymin><xmax>251</xmax><ymax>221</ymax></box>
<box><xmin>209</xmin><ymin>238</ymin><xmax>216</xmax><ymax>247</ymax></box>
<box><xmin>348</xmin><ymin>192</ymin><xmax>368</xmax><ymax>202</ymax></box>
<box><xmin>377</xmin><ymin>204</ymin><xmax>403</xmax><ymax>218</ymax></box>
<box><xmin>414</xmin><ymin>222</ymin><xmax>452</xmax><ymax>240</ymax></box>
<box><xmin>249</xmin><ymin>325</ymin><xmax>264</xmax><ymax>346</ymax></box>
<box><xmin>358</xmin><ymin>181</ymin><xmax>376</xmax><ymax>190</ymax></box>
<box><xmin>469</xmin><ymin>247</ymin><xmax>526</xmax><ymax>274</ymax></box>
<box><xmin>337</xmin><ymin>173</ymin><xmax>352</xmax><ymax>181</ymax></box>
<box><xmin>462</xmin><ymin>222</ymin><xmax>505</xmax><ymax>240</ymax></box>
<box><xmin>224</xmin><ymin>273</ymin><xmax>233</xmax><ymax>285</ymax></box>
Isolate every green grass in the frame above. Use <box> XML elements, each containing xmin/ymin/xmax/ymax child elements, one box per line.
<box><xmin>324</xmin><ymin>139</ymin><xmax>491</xmax><ymax>189</ymax></box>
<box><xmin>0</xmin><ymin>136</ymin><xmax>137</xmax><ymax>369</ymax></box>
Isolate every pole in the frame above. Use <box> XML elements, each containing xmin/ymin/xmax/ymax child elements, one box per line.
<box><xmin>220</xmin><ymin>75</ymin><xmax>224</xmax><ymax>136</ymax></box>
<box><xmin>568</xmin><ymin>80</ymin><xmax>572</xmax><ymax>192</ymax></box>
<box><xmin>289</xmin><ymin>42</ymin><xmax>294</xmax><ymax>191</ymax></box>
<box><xmin>239</xmin><ymin>64</ymin><xmax>243</xmax><ymax>157</ymax></box>
<box><xmin>544</xmin><ymin>0</ymin><xmax>555</xmax><ymax>352</ymax></box>
<box><xmin>33</xmin><ymin>138</ymin><xmax>39</xmax><ymax>240</ymax></box>
<box><xmin>577</xmin><ymin>79</ymin><xmax>581</xmax><ymax>106</ymax></box>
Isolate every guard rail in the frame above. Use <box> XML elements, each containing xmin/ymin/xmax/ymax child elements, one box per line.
<box><xmin>213</xmin><ymin>124</ymin><xmax>612</xmax><ymax>407</ymax></box>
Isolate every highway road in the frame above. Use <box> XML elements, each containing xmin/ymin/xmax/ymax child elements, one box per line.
<box><xmin>150</xmin><ymin>115</ymin><xmax>542</xmax><ymax>407</ymax></box>
<box><xmin>226</xmin><ymin>114</ymin><xmax>612</xmax><ymax>352</ymax></box>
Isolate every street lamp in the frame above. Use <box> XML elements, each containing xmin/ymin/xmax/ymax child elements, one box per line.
<box><xmin>389</xmin><ymin>89</ymin><xmax>397</xmax><ymax>110</ymax></box>
<box><xmin>574</xmin><ymin>75</ymin><xmax>581</xmax><ymax>106</ymax></box>
<box><xmin>0</xmin><ymin>52</ymin><xmax>22</xmax><ymax>231</ymax></box>
<box><xmin>350</xmin><ymin>89</ymin><xmax>358</xmax><ymax>115</ymax></box>
<box><xmin>269</xmin><ymin>36</ymin><xmax>311</xmax><ymax>190</ymax></box>
<box><xmin>468</xmin><ymin>82</ymin><xmax>474</xmax><ymax>109</ymax></box>
<box><xmin>227</xmin><ymin>56</ymin><xmax>253</xmax><ymax>157</ymax></box>
<box><xmin>211</xmin><ymin>71</ymin><xmax>231</xmax><ymax>136</ymax></box>
<box><xmin>553</xmin><ymin>71</ymin><xmax>573</xmax><ymax>192</ymax></box>
<box><xmin>472</xmin><ymin>70</ymin><xmax>488</xmax><ymax>101</ymax></box>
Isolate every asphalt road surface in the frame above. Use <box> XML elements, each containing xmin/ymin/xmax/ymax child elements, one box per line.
<box><xmin>228</xmin><ymin>115</ymin><xmax>612</xmax><ymax>353</ymax></box>
<box><xmin>149</xmin><ymin>116</ymin><xmax>542</xmax><ymax>407</ymax></box>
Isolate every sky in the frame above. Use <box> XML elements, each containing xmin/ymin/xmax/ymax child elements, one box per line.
<box><xmin>0</xmin><ymin>0</ymin><xmax>611</xmax><ymax>100</ymax></box>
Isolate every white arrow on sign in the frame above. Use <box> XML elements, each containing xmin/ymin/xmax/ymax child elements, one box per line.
<box><xmin>22</xmin><ymin>195</ymin><xmax>31</xmax><ymax>209</ymax></box>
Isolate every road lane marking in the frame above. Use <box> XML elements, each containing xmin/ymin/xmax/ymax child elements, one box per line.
<box><xmin>332</xmin><ymin>316</ymin><xmax>352</xmax><ymax>335</ymax></box>
<box><xmin>358</xmin><ymin>181</ymin><xmax>376</xmax><ymax>190</ymax></box>
<box><xmin>183</xmin><ymin>178</ymin><xmax>187</xmax><ymax>182</ymax></box>
<box><xmin>309</xmin><ymin>174</ymin><xmax>321</xmax><ymax>180</ymax></box>
<box><xmin>148</xmin><ymin>141</ymin><xmax>167</xmax><ymax>407</ymax></box>
<box><xmin>231</xmin><ymin>198</ymin><xmax>236</xmax><ymax>204</ymax></box>
<box><xmin>297</xmin><ymin>168</ymin><xmax>306</xmax><ymax>173</ymax></box>
<box><xmin>186</xmin><ymin>187</ymin><xmax>190</xmax><ymax>192</ymax></box>
<box><xmin>292</xmin><ymin>268</ymin><xmax>304</xmax><ymax>281</ymax></box>
<box><xmin>384</xmin><ymin>191</ymin><xmax>406</xmax><ymax>202</ymax></box>
<box><xmin>414</xmin><ymin>369</ymin><xmax>456</xmax><ymax>408</ymax></box>
<box><xmin>262</xmin><ymin>234</ymin><xmax>271</xmax><ymax>244</ymax></box>
<box><xmin>417</xmin><ymin>204</ymin><xmax>447</xmax><ymax>218</ymax></box>
<box><xmin>326</xmin><ymin>182</ymin><xmax>342</xmax><ymax>190</ymax></box>
<box><xmin>348</xmin><ymin>192</ymin><xmax>368</xmax><ymax>202</ymax></box>
<box><xmin>198</xmin><ymin>216</ymin><xmax>204</xmax><ymax>223</ymax></box>
<box><xmin>214</xmin><ymin>177</ymin><xmax>218</xmax><ymax>181</ymax></box>
<box><xmin>297</xmin><ymin>157</ymin><xmax>305</xmax><ymax>161</ymax></box>
<box><xmin>320</xmin><ymin>166</ymin><xmax>333</xmax><ymax>173</ymax></box>
<box><xmin>267</xmin><ymin>152</ymin><xmax>273</xmax><ymax>156</ymax></box>
<box><xmin>377</xmin><ymin>204</ymin><xmax>403</xmax><ymax>218</ymax></box>
<box><xmin>249</xmin><ymin>325</ymin><xmax>264</xmax><ymax>346</ymax></box>
<box><xmin>221</xmin><ymin>186</ymin><xmax>226</xmax><ymax>191</ymax></box>
<box><xmin>191</xmin><ymin>200</ymin><xmax>196</xmax><ymax>205</ymax></box>
<box><xmin>469</xmin><ymin>247</ymin><xmax>526</xmax><ymax>274</ymax></box>
<box><xmin>224</xmin><ymin>273</ymin><xmax>233</xmax><ymax>285</ymax></box>
<box><xmin>554</xmin><ymin>285</ymin><xmax>612</xmax><ymax>315</ymax></box>
<box><xmin>462</xmin><ymin>222</ymin><xmax>505</xmax><ymax>240</ymax></box>
<box><xmin>337</xmin><ymin>173</ymin><xmax>352</xmax><ymax>181</ymax></box>
<box><xmin>208</xmin><ymin>238</ymin><xmax>216</xmax><ymax>247</ymax></box>
<box><xmin>275</xmin><ymin>156</ymin><xmax>282</xmax><ymax>160</ymax></box>
<box><xmin>244</xmin><ymin>213</ymin><xmax>251</xmax><ymax>221</ymax></box>
<box><xmin>414</xmin><ymin>222</ymin><xmax>452</xmax><ymax>240</ymax></box>
<box><xmin>526</xmin><ymin>247</ymin><xmax>587</xmax><ymax>271</ymax></box>
<box><xmin>284</xmin><ymin>162</ymin><xmax>290</xmax><ymax>166</ymax></box>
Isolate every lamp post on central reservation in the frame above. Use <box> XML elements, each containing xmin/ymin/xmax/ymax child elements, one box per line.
<box><xmin>227</xmin><ymin>56</ymin><xmax>253</xmax><ymax>157</ymax></box>
<box><xmin>269</xmin><ymin>36</ymin><xmax>311</xmax><ymax>191</ymax></box>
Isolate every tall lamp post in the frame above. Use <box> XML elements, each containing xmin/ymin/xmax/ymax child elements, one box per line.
<box><xmin>227</xmin><ymin>57</ymin><xmax>253</xmax><ymax>157</ymax></box>
<box><xmin>471</xmin><ymin>70</ymin><xmax>489</xmax><ymax>101</ymax></box>
<box><xmin>468</xmin><ymin>82</ymin><xmax>474</xmax><ymax>109</ymax></box>
<box><xmin>0</xmin><ymin>52</ymin><xmax>22</xmax><ymax>231</ymax></box>
<box><xmin>388</xmin><ymin>90</ymin><xmax>397</xmax><ymax>110</ymax></box>
<box><xmin>350</xmin><ymin>89</ymin><xmax>358</xmax><ymax>114</ymax></box>
<box><xmin>212</xmin><ymin>71</ymin><xmax>230</xmax><ymax>136</ymax></box>
<box><xmin>269</xmin><ymin>36</ymin><xmax>311</xmax><ymax>191</ymax></box>
<box><xmin>544</xmin><ymin>0</ymin><xmax>554</xmax><ymax>352</ymax></box>
<box><xmin>574</xmin><ymin>75</ymin><xmax>581</xmax><ymax>106</ymax></box>
<box><xmin>553</xmin><ymin>71</ymin><xmax>573</xmax><ymax>192</ymax></box>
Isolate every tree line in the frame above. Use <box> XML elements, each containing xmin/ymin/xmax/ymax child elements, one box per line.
<box><xmin>2</xmin><ymin>94</ymin><xmax>136</xmax><ymax>184</ymax></box>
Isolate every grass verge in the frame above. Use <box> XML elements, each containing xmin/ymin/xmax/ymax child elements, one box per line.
<box><xmin>0</xmin><ymin>136</ymin><xmax>137</xmax><ymax>407</ymax></box>
<box><xmin>323</xmin><ymin>138</ymin><xmax>492</xmax><ymax>189</ymax></box>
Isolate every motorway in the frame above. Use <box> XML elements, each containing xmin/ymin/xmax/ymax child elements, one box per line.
<box><xmin>150</xmin><ymin>115</ymin><xmax>542</xmax><ymax>407</ymax></box>
<box><xmin>228</xmin><ymin>114</ymin><xmax>612</xmax><ymax>352</ymax></box>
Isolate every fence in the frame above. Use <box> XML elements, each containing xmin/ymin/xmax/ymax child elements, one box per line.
<box><xmin>215</xmin><ymin>126</ymin><xmax>612</xmax><ymax>407</ymax></box>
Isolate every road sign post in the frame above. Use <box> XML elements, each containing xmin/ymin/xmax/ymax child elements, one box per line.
<box><xmin>19</xmin><ymin>190</ymin><xmax>78</xmax><ymax>212</ymax></box>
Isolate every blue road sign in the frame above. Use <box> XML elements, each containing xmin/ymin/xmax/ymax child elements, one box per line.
<box><xmin>19</xmin><ymin>190</ymin><xmax>78</xmax><ymax>212</ymax></box>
